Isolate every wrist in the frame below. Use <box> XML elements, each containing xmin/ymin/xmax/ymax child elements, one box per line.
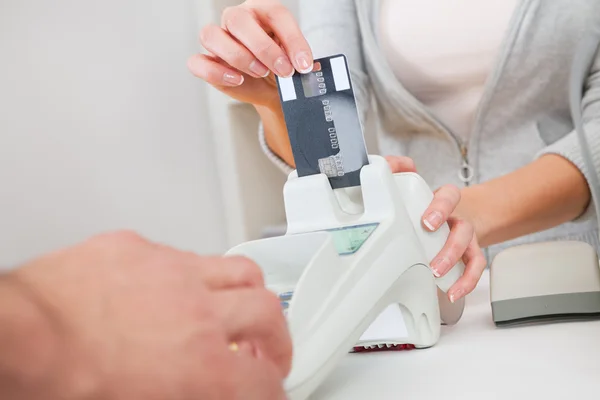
<box><xmin>254</xmin><ymin>103</ymin><xmax>295</xmax><ymax>167</ymax></box>
<box><xmin>0</xmin><ymin>272</ymin><xmax>102</xmax><ymax>400</ymax></box>
<box><xmin>0</xmin><ymin>273</ymin><xmax>62</xmax><ymax>399</ymax></box>
<box><xmin>458</xmin><ymin>185</ymin><xmax>494</xmax><ymax>248</ymax></box>
<box><xmin>459</xmin><ymin>154</ymin><xmax>592</xmax><ymax>249</ymax></box>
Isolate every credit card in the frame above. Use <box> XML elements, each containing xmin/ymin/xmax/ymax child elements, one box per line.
<box><xmin>276</xmin><ymin>54</ymin><xmax>369</xmax><ymax>189</ymax></box>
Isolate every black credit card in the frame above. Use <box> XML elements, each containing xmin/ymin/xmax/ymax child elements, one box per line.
<box><xmin>276</xmin><ymin>54</ymin><xmax>369</xmax><ymax>189</ymax></box>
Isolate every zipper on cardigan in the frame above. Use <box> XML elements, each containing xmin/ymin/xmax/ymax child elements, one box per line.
<box><xmin>431</xmin><ymin>119</ymin><xmax>474</xmax><ymax>187</ymax></box>
<box><xmin>458</xmin><ymin>143</ymin><xmax>474</xmax><ymax>186</ymax></box>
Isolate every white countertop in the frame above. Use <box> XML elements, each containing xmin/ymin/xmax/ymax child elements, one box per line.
<box><xmin>311</xmin><ymin>270</ymin><xmax>600</xmax><ymax>399</ymax></box>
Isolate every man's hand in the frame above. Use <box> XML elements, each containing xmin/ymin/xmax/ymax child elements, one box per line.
<box><xmin>1</xmin><ymin>231</ymin><xmax>291</xmax><ymax>400</ymax></box>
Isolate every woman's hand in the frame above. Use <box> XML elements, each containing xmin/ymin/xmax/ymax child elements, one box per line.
<box><xmin>188</xmin><ymin>0</ymin><xmax>313</xmax><ymax>109</ymax></box>
<box><xmin>386</xmin><ymin>156</ymin><xmax>487</xmax><ymax>302</ymax></box>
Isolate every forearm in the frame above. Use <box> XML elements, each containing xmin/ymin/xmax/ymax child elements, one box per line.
<box><xmin>463</xmin><ymin>154</ymin><xmax>591</xmax><ymax>248</ymax></box>
<box><xmin>255</xmin><ymin>104</ymin><xmax>295</xmax><ymax>168</ymax></box>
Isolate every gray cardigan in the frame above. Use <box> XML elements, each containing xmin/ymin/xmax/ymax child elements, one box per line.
<box><xmin>259</xmin><ymin>0</ymin><xmax>600</xmax><ymax>261</ymax></box>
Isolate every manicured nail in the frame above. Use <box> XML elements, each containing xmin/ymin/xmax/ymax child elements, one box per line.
<box><xmin>249</xmin><ymin>60</ymin><xmax>270</xmax><ymax>78</ymax></box>
<box><xmin>424</xmin><ymin>211</ymin><xmax>443</xmax><ymax>231</ymax></box>
<box><xmin>274</xmin><ymin>56</ymin><xmax>294</xmax><ymax>77</ymax></box>
<box><xmin>430</xmin><ymin>257</ymin><xmax>450</xmax><ymax>277</ymax></box>
<box><xmin>295</xmin><ymin>52</ymin><xmax>313</xmax><ymax>74</ymax></box>
<box><xmin>223</xmin><ymin>72</ymin><xmax>244</xmax><ymax>86</ymax></box>
<box><xmin>449</xmin><ymin>289</ymin><xmax>464</xmax><ymax>303</ymax></box>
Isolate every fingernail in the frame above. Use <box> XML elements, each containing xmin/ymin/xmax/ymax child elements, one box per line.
<box><xmin>424</xmin><ymin>211</ymin><xmax>443</xmax><ymax>231</ymax></box>
<box><xmin>295</xmin><ymin>52</ymin><xmax>313</xmax><ymax>74</ymax></box>
<box><xmin>274</xmin><ymin>56</ymin><xmax>294</xmax><ymax>77</ymax></box>
<box><xmin>449</xmin><ymin>289</ymin><xmax>465</xmax><ymax>303</ymax></box>
<box><xmin>223</xmin><ymin>72</ymin><xmax>244</xmax><ymax>86</ymax></box>
<box><xmin>249</xmin><ymin>60</ymin><xmax>270</xmax><ymax>78</ymax></box>
<box><xmin>430</xmin><ymin>257</ymin><xmax>450</xmax><ymax>277</ymax></box>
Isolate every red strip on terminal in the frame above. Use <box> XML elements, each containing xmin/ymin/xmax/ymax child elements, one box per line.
<box><xmin>351</xmin><ymin>344</ymin><xmax>415</xmax><ymax>353</ymax></box>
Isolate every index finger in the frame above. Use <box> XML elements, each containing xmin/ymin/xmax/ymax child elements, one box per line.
<box><xmin>222</xmin><ymin>7</ymin><xmax>297</xmax><ymax>77</ymax></box>
<box><xmin>199</xmin><ymin>256</ymin><xmax>266</xmax><ymax>289</ymax></box>
<box><xmin>152</xmin><ymin>245</ymin><xmax>266</xmax><ymax>289</ymax></box>
<box><xmin>252</xmin><ymin>3</ymin><xmax>314</xmax><ymax>73</ymax></box>
<box><xmin>422</xmin><ymin>184</ymin><xmax>461</xmax><ymax>232</ymax></box>
<box><xmin>448</xmin><ymin>237</ymin><xmax>487</xmax><ymax>303</ymax></box>
<box><xmin>384</xmin><ymin>155</ymin><xmax>417</xmax><ymax>173</ymax></box>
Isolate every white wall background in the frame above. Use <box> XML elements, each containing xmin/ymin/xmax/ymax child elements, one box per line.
<box><xmin>0</xmin><ymin>0</ymin><xmax>228</xmax><ymax>268</ymax></box>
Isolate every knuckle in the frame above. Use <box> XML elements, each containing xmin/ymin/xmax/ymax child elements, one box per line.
<box><xmin>447</xmin><ymin>243</ymin><xmax>465</xmax><ymax>262</ymax></box>
<box><xmin>199</xmin><ymin>24</ymin><xmax>219</xmax><ymax>47</ymax></box>
<box><xmin>467</xmin><ymin>274</ymin><xmax>480</xmax><ymax>290</ymax></box>
<box><xmin>93</xmin><ymin>230</ymin><xmax>144</xmax><ymax>245</ymax></box>
<box><xmin>196</xmin><ymin>311</ymin><xmax>223</xmax><ymax>337</ymax></box>
<box><xmin>187</xmin><ymin>56</ymin><xmax>207</xmax><ymax>79</ymax></box>
<box><xmin>206</xmin><ymin>68</ymin><xmax>224</xmax><ymax>84</ymax></box>
<box><xmin>462</xmin><ymin>285</ymin><xmax>475</xmax><ymax>296</ymax></box>
<box><xmin>440</xmin><ymin>184</ymin><xmax>462</xmax><ymax>202</ymax></box>
<box><xmin>450</xmin><ymin>185</ymin><xmax>462</xmax><ymax>201</ymax></box>
<box><xmin>453</xmin><ymin>218</ymin><xmax>474</xmax><ymax>237</ymax></box>
<box><xmin>189</xmin><ymin>61</ymin><xmax>219</xmax><ymax>85</ymax></box>
<box><xmin>234</xmin><ymin>256</ymin><xmax>265</xmax><ymax>285</ymax></box>
<box><xmin>113</xmin><ymin>229</ymin><xmax>145</xmax><ymax>243</ymax></box>
<box><xmin>451</xmin><ymin>217</ymin><xmax>465</xmax><ymax>228</ymax></box>
<box><xmin>458</xmin><ymin>276</ymin><xmax>476</xmax><ymax>295</ymax></box>
<box><xmin>476</xmin><ymin>252</ymin><xmax>488</xmax><ymax>269</ymax></box>
<box><xmin>463</xmin><ymin>257</ymin><xmax>486</xmax><ymax>291</ymax></box>
<box><xmin>194</xmin><ymin>298</ymin><xmax>226</xmax><ymax>329</ymax></box>
<box><xmin>466</xmin><ymin>223</ymin><xmax>475</xmax><ymax>238</ymax></box>
<box><xmin>284</xmin><ymin>33</ymin><xmax>306</xmax><ymax>50</ymax></box>
<box><xmin>264</xmin><ymin>4</ymin><xmax>288</xmax><ymax>23</ymax></box>
<box><xmin>259</xmin><ymin>289</ymin><xmax>284</xmax><ymax>319</ymax></box>
<box><xmin>222</xmin><ymin>6</ymin><xmax>246</xmax><ymax>28</ymax></box>
<box><xmin>442</xmin><ymin>183</ymin><xmax>461</xmax><ymax>194</ymax></box>
<box><xmin>479</xmin><ymin>261</ymin><xmax>488</xmax><ymax>273</ymax></box>
<box><xmin>436</xmin><ymin>195</ymin><xmax>455</xmax><ymax>213</ymax></box>
<box><xmin>229</xmin><ymin>50</ymin><xmax>251</xmax><ymax>68</ymax></box>
<box><xmin>192</xmin><ymin>60</ymin><xmax>224</xmax><ymax>85</ymax></box>
<box><xmin>255</xmin><ymin>40</ymin><xmax>278</xmax><ymax>60</ymax></box>
<box><xmin>187</xmin><ymin>55</ymin><xmax>197</xmax><ymax>73</ymax></box>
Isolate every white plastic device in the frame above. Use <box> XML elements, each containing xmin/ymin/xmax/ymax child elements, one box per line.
<box><xmin>225</xmin><ymin>155</ymin><xmax>465</xmax><ymax>400</ymax></box>
<box><xmin>489</xmin><ymin>32</ymin><xmax>600</xmax><ymax>325</ymax></box>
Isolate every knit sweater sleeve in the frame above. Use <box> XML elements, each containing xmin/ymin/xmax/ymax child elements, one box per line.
<box><xmin>258</xmin><ymin>0</ymin><xmax>371</xmax><ymax>173</ymax></box>
<box><xmin>536</xmin><ymin>45</ymin><xmax>600</xmax><ymax>222</ymax></box>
